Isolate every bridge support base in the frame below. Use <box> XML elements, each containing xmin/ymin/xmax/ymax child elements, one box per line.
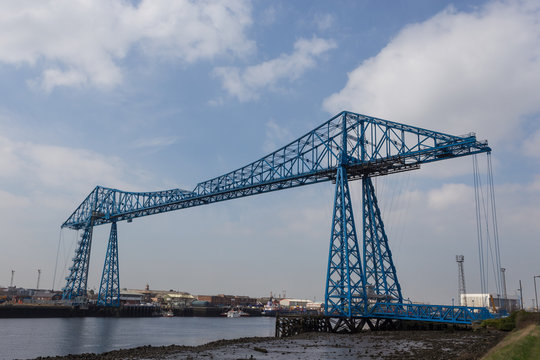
<box><xmin>275</xmin><ymin>314</ymin><xmax>470</xmax><ymax>337</ymax></box>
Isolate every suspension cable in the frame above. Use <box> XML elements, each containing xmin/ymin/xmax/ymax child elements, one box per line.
<box><xmin>487</xmin><ymin>153</ymin><xmax>503</xmax><ymax>302</ymax></box>
<box><xmin>473</xmin><ymin>155</ymin><xmax>486</xmax><ymax>304</ymax></box>
<box><xmin>473</xmin><ymin>153</ymin><xmax>503</xmax><ymax>307</ymax></box>
<box><xmin>52</xmin><ymin>228</ymin><xmax>62</xmax><ymax>291</ymax></box>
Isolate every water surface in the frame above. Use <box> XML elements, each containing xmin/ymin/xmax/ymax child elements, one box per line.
<box><xmin>1</xmin><ymin>316</ymin><xmax>275</xmax><ymax>360</ymax></box>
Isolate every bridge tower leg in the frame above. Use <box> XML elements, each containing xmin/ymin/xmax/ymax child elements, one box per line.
<box><xmin>97</xmin><ymin>221</ymin><xmax>120</xmax><ymax>307</ymax></box>
<box><xmin>362</xmin><ymin>177</ymin><xmax>402</xmax><ymax>302</ymax></box>
<box><xmin>325</xmin><ymin>166</ymin><xmax>367</xmax><ymax>317</ymax></box>
<box><xmin>62</xmin><ymin>224</ymin><xmax>93</xmax><ymax>300</ymax></box>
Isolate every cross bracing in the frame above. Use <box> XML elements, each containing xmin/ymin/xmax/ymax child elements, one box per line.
<box><xmin>62</xmin><ymin>111</ymin><xmax>489</xmax><ymax>230</ymax></box>
<box><xmin>61</xmin><ymin>111</ymin><xmax>494</xmax><ymax>324</ymax></box>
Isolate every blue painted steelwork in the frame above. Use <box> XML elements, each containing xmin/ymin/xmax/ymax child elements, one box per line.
<box><xmin>60</xmin><ymin>111</ymin><xmax>492</xmax><ymax>323</ymax></box>
<box><xmin>369</xmin><ymin>302</ymin><xmax>493</xmax><ymax>324</ymax></box>
<box><xmin>61</xmin><ymin>111</ymin><xmax>490</xmax><ymax>230</ymax></box>
<box><xmin>97</xmin><ymin>222</ymin><xmax>120</xmax><ymax>307</ymax></box>
<box><xmin>62</xmin><ymin>224</ymin><xmax>93</xmax><ymax>300</ymax></box>
<box><xmin>325</xmin><ymin>166</ymin><xmax>367</xmax><ymax>317</ymax></box>
<box><xmin>363</xmin><ymin>177</ymin><xmax>402</xmax><ymax>303</ymax></box>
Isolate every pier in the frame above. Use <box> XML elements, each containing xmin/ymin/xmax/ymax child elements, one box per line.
<box><xmin>275</xmin><ymin>314</ymin><xmax>470</xmax><ymax>337</ymax></box>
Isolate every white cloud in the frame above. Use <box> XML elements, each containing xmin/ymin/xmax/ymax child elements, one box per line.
<box><xmin>323</xmin><ymin>0</ymin><xmax>540</xmax><ymax>145</ymax></box>
<box><xmin>263</xmin><ymin>120</ymin><xmax>293</xmax><ymax>153</ymax></box>
<box><xmin>0</xmin><ymin>0</ymin><xmax>254</xmax><ymax>91</ymax></box>
<box><xmin>0</xmin><ymin>135</ymin><xmax>145</xmax><ymax>195</ymax></box>
<box><xmin>428</xmin><ymin>183</ymin><xmax>473</xmax><ymax>210</ymax></box>
<box><xmin>522</xmin><ymin>130</ymin><xmax>540</xmax><ymax>158</ymax></box>
<box><xmin>39</xmin><ymin>68</ymin><xmax>88</xmax><ymax>92</ymax></box>
<box><xmin>214</xmin><ymin>37</ymin><xmax>337</xmax><ymax>101</ymax></box>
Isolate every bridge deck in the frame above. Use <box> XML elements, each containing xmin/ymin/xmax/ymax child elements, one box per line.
<box><xmin>367</xmin><ymin>302</ymin><xmax>493</xmax><ymax>325</ymax></box>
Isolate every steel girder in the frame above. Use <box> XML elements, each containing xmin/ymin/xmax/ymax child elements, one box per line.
<box><xmin>62</xmin><ymin>111</ymin><xmax>490</xmax><ymax>230</ymax></box>
<box><xmin>363</xmin><ymin>177</ymin><xmax>403</xmax><ymax>303</ymax></box>
<box><xmin>325</xmin><ymin>166</ymin><xmax>367</xmax><ymax>317</ymax></box>
<box><xmin>369</xmin><ymin>302</ymin><xmax>493</xmax><ymax>324</ymax></box>
<box><xmin>62</xmin><ymin>224</ymin><xmax>93</xmax><ymax>300</ymax></box>
<box><xmin>97</xmin><ymin>222</ymin><xmax>120</xmax><ymax>307</ymax></box>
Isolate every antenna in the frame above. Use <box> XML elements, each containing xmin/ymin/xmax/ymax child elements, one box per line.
<box><xmin>500</xmin><ymin>268</ymin><xmax>507</xmax><ymax>311</ymax></box>
<box><xmin>456</xmin><ymin>255</ymin><xmax>466</xmax><ymax>306</ymax></box>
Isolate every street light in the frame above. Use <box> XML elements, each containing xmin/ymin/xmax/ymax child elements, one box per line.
<box><xmin>534</xmin><ymin>276</ymin><xmax>540</xmax><ymax>312</ymax></box>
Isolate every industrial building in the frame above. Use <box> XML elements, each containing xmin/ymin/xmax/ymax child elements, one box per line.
<box><xmin>197</xmin><ymin>294</ymin><xmax>258</xmax><ymax>306</ymax></box>
<box><xmin>279</xmin><ymin>298</ymin><xmax>323</xmax><ymax>310</ymax></box>
<box><xmin>461</xmin><ymin>294</ymin><xmax>520</xmax><ymax>312</ymax></box>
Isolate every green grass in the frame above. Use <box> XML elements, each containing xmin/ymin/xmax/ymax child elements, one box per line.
<box><xmin>482</xmin><ymin>325</ymin><xmax>540</xmax><ymax>360</ymax></box>
<box><xmin>481</xmin><ymin>311</ymin><xmax>519</xmax><ymax>331</ymax></box>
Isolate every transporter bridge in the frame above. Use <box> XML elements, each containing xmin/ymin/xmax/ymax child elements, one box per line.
<box><xmin>60</xmin><ymin>111</ymin><xmax>493</xmax><ymax>326</ymax></box>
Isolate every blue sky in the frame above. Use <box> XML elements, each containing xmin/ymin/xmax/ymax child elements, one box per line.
<box><xmin>0</xmin><ymin>0</ymin><xmax>539</xmax><ymax>307</ymax></box>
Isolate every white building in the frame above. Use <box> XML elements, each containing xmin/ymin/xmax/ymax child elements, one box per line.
<box><xmin>279</xmin><ymin>298</ymin><xmax>322</xmax><ymax>310</ymax></box>
<box><xmin>461</xmin><ymin>293</ymin><xmax>519</xmax><ymax>312</ymax></box>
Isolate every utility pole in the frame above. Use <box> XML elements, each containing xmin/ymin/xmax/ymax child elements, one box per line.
<box><xmin>519</xmin><ymin>280</ymin><xmax>524</xmax><ymax>310</ymax></box>
<box><xmin>36</xmin><ymin>269</ymin><xmax>41</xmax><ymax>290</ymax></box>
<box><xmin>534</xmin><ymin>276</ymin><xmax>540</xmax><ymax>312</ymax></box>
<box><xmin>501</xmin><ymin>268</ymin><xmax>507</xmax><ymax>311</ymax></box>
<box><xmin>456</xmin><ymin>255</ymin><xmax>467</xmax><ymax>306</ymax></box>
<box><xmin>10</xmin><ymin>270</ymin><xmax>14</xmax><ymax>287</ymax></box>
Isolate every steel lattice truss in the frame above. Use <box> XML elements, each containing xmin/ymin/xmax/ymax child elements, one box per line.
<box><xmin>62</xmin><ymin>111</ymin><xmax>489</xmax><ymax>230</ymax></box>
<box><xmin>97</xmin><ymin>222</ymin><xmax>120</xmax><ymax>306</ymax></box>
<box><xmin>63</xmin><ymin>225</ymin><xmax>92</xmax><ymax>299</ymax></box>
<box><xmin>369</xmin><ymin>302</ymin><xmax>493</xmax><ymax>324</ymax></box>
<box><xmin>325</xmin><ymin>166</ymin><xmax>366</xmax><ymax>317</ymax></box>
<box><xmin>61</xmin><ymin>111</ymin><xmax>493</xmax><ymax>323</ymax></box>
<box><xmin>362</xmin><ymin>177</ymin><xmax>402</xmax><ymax>302</ymax></box>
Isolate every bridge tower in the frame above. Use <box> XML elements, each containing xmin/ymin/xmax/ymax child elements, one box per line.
<box><xmin>325</xmin><ymin>165</ymin><xmax>367</xmax><ymax>316</ymax></box>
<box><xmin>325</xmin><ymin>113</ymin><xmax>402</xmax><ymax>318</ymax></box>
<box><xmin>97</xmin><ymin>222</ymin><xmax>120</xmax><ymax>307</ymax></box>
<box><xmin>362</xmin><ymin>177</ymin><xmax>402</xmax><ymax>303</ymax></box>
<box><xmin>62</xmin><ymin>224</ymin><xmax>93</xmax><ymax>300</ymax></box>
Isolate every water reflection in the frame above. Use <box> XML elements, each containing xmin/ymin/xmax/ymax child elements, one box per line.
<box><xmin>0</xmin><ymin>316</ymin><xmax>275</xmax><ymax>360</ymax></box>
<box><xmin>58</xmin><ymin>318</ymin><xmax>85</xmax><ymax>355</ymax></box>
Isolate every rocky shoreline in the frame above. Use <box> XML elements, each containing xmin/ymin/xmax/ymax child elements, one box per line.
<box><xmin>31</xmin><ymin>329</ymin><xmax>506</xmax><ymax>360</ymax></box>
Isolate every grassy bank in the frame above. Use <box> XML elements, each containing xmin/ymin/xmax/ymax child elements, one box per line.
<box><xmin>481</xmin><ymin>311</ymin><xmax>540</xmax><ymax>360</ymax></box>
<box><xmin>481</xmin><ymin>324</ymin><xmax>540</xmax><ymax>360</ymax></box>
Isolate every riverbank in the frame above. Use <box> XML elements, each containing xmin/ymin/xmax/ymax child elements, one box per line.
<box><xmin>33</xmin><ymin>329</ymin><xmax>505</xmax><ymax>360</ymax></box>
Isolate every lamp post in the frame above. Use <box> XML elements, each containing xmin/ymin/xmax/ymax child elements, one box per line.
<box><xmin>534</xmin><ymin>276</ymin><xmax>540</xmax><ymax>312</ymax></box>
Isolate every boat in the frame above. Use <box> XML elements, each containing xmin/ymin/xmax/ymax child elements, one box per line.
<box><xmin>162</xmin><ymin>310</ymin><xmax>174</xmax><ymax>317</ymax></box>
<box><xmin>224</xmin><ymin>309</ymin><xmax>250</xmax><ymax>318</ymax></box>
<box><xmin>261</xmin><ymin>302</ymin><xmax>279</xmax><ymax>316</ymax></box>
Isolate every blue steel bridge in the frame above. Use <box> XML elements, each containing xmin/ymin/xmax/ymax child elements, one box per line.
<box><xmin>61</xmin><ymin>111</ymin><xmax>493</xmax><ymax>326</ymax></box>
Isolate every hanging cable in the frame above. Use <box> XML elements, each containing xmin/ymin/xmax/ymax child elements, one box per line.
<box><xmin>473</xmin><ymin>155</ymin><xmax>486</xmax><ymax>304</ymax></box>
<box><xmin>52</xmin><ymin>228</ymin><xmax>63</xmax><ymax>291</ymax></box>
<box><xmin>473</xmin><ymin>153</ymin><xmax>503</xmax><ymax>308</ymax></box>
<box><xmin>487</xmin><ymin>153</ymin><xmax>503</xmax><ymax>304</ymax></box>
<box><xmin>479</xmin><ymin>154</ymin><xmax>502</xmax><ymax>300</ymax></box>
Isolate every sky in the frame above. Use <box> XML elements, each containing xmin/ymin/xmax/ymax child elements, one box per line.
<box><xmin>0</xmin><ymin>0</ymin><xmax>539</xmax><ymax>307</ymax></box>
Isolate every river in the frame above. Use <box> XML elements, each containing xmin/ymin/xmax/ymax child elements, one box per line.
<box><xmin>1</xmin><ymin>316</ymin><xmax>276</xmax><ymax>360</ymax></box>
